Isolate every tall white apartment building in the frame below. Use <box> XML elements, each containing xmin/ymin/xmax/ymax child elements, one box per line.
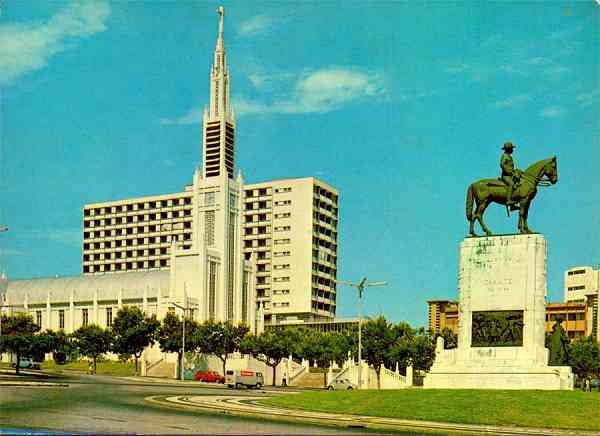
<box><xmin>243</xmin><ymin>178</ymin><xmax>339</xmax><ymax>325</ymax></box>
<box><xmin>564</xmin><ymin>266</ymin><xmax>599</xmax><ymax>341</ymax></box>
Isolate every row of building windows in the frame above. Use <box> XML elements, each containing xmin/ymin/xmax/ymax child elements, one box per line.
<box><xmin>85</xmin><ymin>210</ymin><xmax>192</xmax><ymax>227</ymax></box>
<box><xmin>84</xmin><ymin>225</ymin><xmax>192</xmax><ymax>240</ymax></box>
<box><xmin>313</xmin><ymin>236</ymin><xmax>337</xmax><ymax>251</ymax></box>
<box><xmin>274</xmin><ymin>238</ymin><xmax>290</xmax><ymax>245</ymax></box>
<box><xmin>84</xmin><ymin>247</ymin><xmax>172</xmax><ymax>260</ymax></box>
<box><xmin>245</xmin><ymin>226</ymin><xmax>269</xmax><ymax>236</ymax></box>
<box><xmin>274</xmin><ymin>251</ymin><xmax>290</xmax><ymax>257</ymax></box>
<box><xmin>274</xmin><ymin>200</ymin><xmax>291</xmax><ymax>206</ymax></box>
<box><xmin>272</xmin><ymin>302</ymin><xmax>290</xmax><ymax>308</ymax></box>
<box><xmin>567</xmin><ymin>269</ymin><xmax>586</xmax><ymax>276</ymax></box>
<box><xmin>84</xmin><ymin>259</ymin><xmax>169</xmax><ymax>273</ymax></box>
<box><xmin>244</xmin><ymin>213</ymin><xmax>269</xmax><ymax>223</ymax></box>
<box><xmin>245</xmin><ymin>201</ymin><xmax>270</xmax><ymax>211</ymax></box>
<box><xmin>274</xmin><ymin>212</ymin><xmax>291</xmax><ymax>219</ymax></box>
<box><xmin>274</xmin><ymin>226</ymin><xmax>290</xmax><ymax>232</ymax></box>
<box><xmin>274</xmin><ymin>187</ymin><xmax>292</xmax><ymax>193</ymax></box>
<box><xmin>273</xmin><ymin>264</ymin><xmax>290</xmax><ymax>270</ymax></box>
<box><xmin>313</xmin><ymin>199</ymin><xmax>338</xmax><ymax>216</ymax></box>
<box><xmin>273</xmin><ymin>289</ymin><xmax>290</xmax><ymax>295</ymax></box>
<box><xmin>313</xmin><ymin>211</ymin><xmax>338</xmax><ymax>227</ymax></box>
<box><xmin>84</xmin><ymin>198</ymin><xmax>192</xmax><ymax>216</ymax></box>
<box><xmin>245</xmin><ymin>188</ymin><xmax>270</xmax><ymax>198</ymax></box>
<box><xmin>312</xmin><ymin>275</ymin><xmax>336</xmax><ymax>289</ymax></box>
<box><xmin>313</xmin><ymin>224</ymin><xmax>337</xmax><ymax>240</ymax></box>
<box><xmin>546</xmin><ymin>313</ymin><xmax>585</xmax><ymax>321</ymax></box>
<box><xmin>84</xmin><ymin>234</ymin><xmax>191</xmax><ymax>250</ymax></box>
<box><xmin>312</xmin><ymin>288</ymin><xmax>336</xmax><ymax>301</ymax></box>
<box><xmin>568</xmin><ymin>285</ymin><xmax>586</xmax><ymax>291</ymax></box>
<box><xmin>311</xmin><ymin>301</ymin><xmax>334</xmax><ymax>312</ymax></box>
<box><xmin>313</xmin><ymin>185</ymin><xmax>338</xmax><ymax>205</ymax></box>
<box><xmin>273</xmin><ymin>277</ymin><xmax>290</xmax><ymax>283</ymax></box>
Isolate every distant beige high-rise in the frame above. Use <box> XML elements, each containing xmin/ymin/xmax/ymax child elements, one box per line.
<box><xmin>564</xmin><ymin>266</ymin><xmax>599</xmax><ymax>341</ymax></box>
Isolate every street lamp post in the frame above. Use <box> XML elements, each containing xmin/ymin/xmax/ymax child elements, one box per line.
<box><xmin>337</xmin><ymin>277</ymin><xmax>387</xmax><ymax>389</ymax></box>
<box><xmin>171</xmin><ymin>302</ymin><xmax>187</xmax><ymax>381</ymax></box>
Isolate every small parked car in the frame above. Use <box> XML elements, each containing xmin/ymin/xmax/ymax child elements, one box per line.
<box><xmin>195</xmin><ymin>370</ymin><xmax>225</xmax><ymax>383</ymax></box>
<box><xmin>327</xmin><ymin>378</ymin><xmax>357</xmax><ymax>390</ymax></box>
<box><xmin>11</xmin><ymin>358</ymin><xmax>42</xmax><ymax>370</ymax></box>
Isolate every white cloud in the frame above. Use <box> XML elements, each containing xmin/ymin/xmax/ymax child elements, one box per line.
<box><xmin>164</xmin><ymin>67</ymin><xmax>386</xmax><ymax>121</ymax></box>
<box><xmin>494</xmin><ymin>94</ymin><xmax>533</xmax><ymax>108</ymax></box>
<box><xmin>238</xmin><ymin>14</ymin><xmax>287</xmax><ymax>37</ymax></box>
<box><xmin>540</xmin><ymin>106</ymin><xmax>564</xmax><ymax>118</ymax></box>
<box><xmin>160</xmin><ymin>108</ymin><xmax>203</xmax><ymax>125</ymax></box>
<box><xmin>0</xmin><ymin>1</ymin><xmax>111</xmax><ymax>85</ymax></box>
<box><xmin>290</xmin><ymin>68</ymin><xmax>384</xmax><ymax>113</ymax></box>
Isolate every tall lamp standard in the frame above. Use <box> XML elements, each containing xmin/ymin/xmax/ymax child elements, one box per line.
<box><xmin>336</xmin><ymin>277</ymin><xmax>387</xmax><ymax>389</ymax></box>
<box><xmin>0</xmin><ymin>226</ymin><xmax>9</xmax><ymax>352</ymax></box>
<box><xmin>170</xmin><ymin>302</ymin><xmax>188</xmax><ymax>381</ymax></box>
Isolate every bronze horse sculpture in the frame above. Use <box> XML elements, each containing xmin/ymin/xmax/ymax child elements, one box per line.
<box><xmin>466</xmin><ymin>157</ymin><xmax>558</xmax><ymax>236</ymax></box>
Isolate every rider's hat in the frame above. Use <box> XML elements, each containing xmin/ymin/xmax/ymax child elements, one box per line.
<box><xmin>502</xmin><ymin>142</ymin><xmax>515</xmax><ymax>151</ymax></box>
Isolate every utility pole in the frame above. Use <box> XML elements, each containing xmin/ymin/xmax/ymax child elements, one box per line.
<box><xmin>337</xmin><ymin>277</ymin><xmax>387</xmax><ymax>389</ymax></box>
<box><xmin>171</xmin><ymin>302</ymin><xmax>187</xmax><ymax>381</ymax></box>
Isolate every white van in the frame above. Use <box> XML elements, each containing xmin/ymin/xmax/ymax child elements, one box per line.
<box><xmin>225</xmin><ymin>369</ymin><xmax>264</xmax><ymax>389</ymax></box>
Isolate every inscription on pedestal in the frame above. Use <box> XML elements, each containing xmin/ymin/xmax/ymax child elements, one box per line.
<box><xmin>472</xmin><ymin>310</ymin><xmax>524</xmax><ymax>347</ymax></box>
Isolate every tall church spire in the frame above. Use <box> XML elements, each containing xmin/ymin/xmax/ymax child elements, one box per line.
<box><xmin>203</xmin><ymin>6</ymin><xmax>235</xmax><ymax>179</ymax></box>
<box><xmin>209</xmin><ymin>5</ymin><xmax>230</xmax><ymax>119</ymax></box>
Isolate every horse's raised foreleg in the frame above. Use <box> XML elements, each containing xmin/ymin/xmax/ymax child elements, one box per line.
<box><xmin>475</xmin><ymin>200</ymin><xmax>493</xmax><ymax>236</ymax></box>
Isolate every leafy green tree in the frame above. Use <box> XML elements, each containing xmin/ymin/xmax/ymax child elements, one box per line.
<box><xmin>388</xmin><ymin>324</ymin><xmax>415</xmax><ymax>371</ymax></box>
<box><xmin>198</xmin><ymin>321</ymin><xmax>249</xmax><ymax>376</ymax></box>
<box><xmin>72</xmin><ymin>324</ymin><xmax>112</xmax><ymax>373</ymax></box>
<box><xmin>0</xmin><ymin>313</ymin><xmax>40</xmax><ymax>375</ymax></box>
<box><xmin>410</xmin><ymin>329</ymin><xmax>436</xmax><ymax>372</ymax></box>
<box><xmin>569</xmin><ymin>336</ymin><xmax>600</xmax><ymax>389</ymax></box>
<box><xmin>156</xmin><ymin>311</ymin><xmax>199</xmax><ymax>378</ymax></box>
<box><xmin>28</xmin><ymin>329</ymin><xmax>60</xmax><ymax>362</ymax></box>
<box><xmin>434</xmin><ymin>327</ymin><xmax>458</xmax><ymax>350</ymax></box>
<box><xmin>42</xmin><ymin>329</ymin><xmax>74</xmax><ymax>364</ymax></box>
<box><xmin>362</xmin><ymin>316</ymin><xmax>397</xmax><ymax>389</ymax></box>
<box><xmin>240</xmin><ymin>329</ymin><xmax>296</xmax><ymax>386</ymax></box>
<box><xmin>547</xmin><ymin>320</ymin><xmax>570</xmax><ymax>366</ymax></box>
<box><xmin>111</xmin><ymin>306</ymin><xmax>160</xmax><ymax>374</ymax></box>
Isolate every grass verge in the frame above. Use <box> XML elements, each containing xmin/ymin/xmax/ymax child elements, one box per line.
<box><xmin>260</xmin><ymin>389</ymin><xmax>600</xmax><ymax>431</ymax></box>
<box><xmin>42</xmin><ymin>360</ymin><xmax>137</xmax><ymax>377</ymax></box>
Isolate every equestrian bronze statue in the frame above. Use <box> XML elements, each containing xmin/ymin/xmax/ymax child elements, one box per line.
<box><xmin>466</xmin><ymin>143</ymin><xmax>558</xmax><ymax>236</ymax></box>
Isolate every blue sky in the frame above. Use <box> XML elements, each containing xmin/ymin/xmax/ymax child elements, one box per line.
<box><xmin>1</xmin><ymin>1</ymin><xmax>599</xmax><ymax>328</ymax></box>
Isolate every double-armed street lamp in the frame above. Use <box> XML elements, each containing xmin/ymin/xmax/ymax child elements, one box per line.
<box><xmin>170</xmin><ymin>301</ymin><xmax>193</xmax><ymax>381</ymax></box>
<box><xmin>336</xmin><ymin>277</ymin><xmax>387</xmax><ymax>389</ymax></box>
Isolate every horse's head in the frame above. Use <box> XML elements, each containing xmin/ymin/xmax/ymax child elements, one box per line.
<box><xmin>544</xmin><ymin>156</ymin><xmax>558</xmax><ymax>184</ymax></box>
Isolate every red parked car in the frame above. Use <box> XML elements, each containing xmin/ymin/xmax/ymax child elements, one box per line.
<box><xmin>195</xmin><ymin>370</ymin><xmax>225</xmax><ymax>383</ymax></box>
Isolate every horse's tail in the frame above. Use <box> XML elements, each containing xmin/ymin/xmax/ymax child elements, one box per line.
<box><xmin>466</xmin><ymin>184</ymin><xmax>475</xmax><ymax>221</ymax></box>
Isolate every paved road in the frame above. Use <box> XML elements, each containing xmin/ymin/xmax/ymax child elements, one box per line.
<box><xmin>0</xmin><ymin>372</ymin><xmax>414</xmax><ymax>435</ymax></box>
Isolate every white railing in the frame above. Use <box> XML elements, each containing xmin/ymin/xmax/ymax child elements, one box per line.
<box><xmin>382</xmin><ymin>366</ymin><xmax>406</xmax><ymax>384</ymax></box>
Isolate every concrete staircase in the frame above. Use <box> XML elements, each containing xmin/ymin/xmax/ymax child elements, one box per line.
<box><xmin>146</xmin><ymin>359</ymin><xmax>175</xmax><ymax>378</ymax></box>
<box><xmin>295</xmin><ymin>368</ymin><xmax>328</xmax><ymax>388</ymax></box>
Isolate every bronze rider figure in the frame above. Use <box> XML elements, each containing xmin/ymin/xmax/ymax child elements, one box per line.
<box><xmin>500</xmin><ymin>142</ymin><xmax>521</xmax><ymax>211</ymax></box>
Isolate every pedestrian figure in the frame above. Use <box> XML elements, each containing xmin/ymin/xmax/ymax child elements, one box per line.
<box><xmin>282</xmin><ymin>372</ymin><xmax>287</xmax><ymax>388</ymax></box>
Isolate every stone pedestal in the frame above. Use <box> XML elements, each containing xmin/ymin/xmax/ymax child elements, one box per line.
<box><xmin>424</xmin><ymin>234</ymin><xmax>573</xmax><ymax>390</ymax></box>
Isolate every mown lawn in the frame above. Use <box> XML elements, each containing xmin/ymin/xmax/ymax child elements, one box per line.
<box><xmin>260</xmin><ymin>389</ymin><xmax>600</xmax><ymax>431</ymax></box>
<box><xmin>42</xmin><ymin>360</ymin><xmax>137</xmax><ymax>377</ymax></box>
